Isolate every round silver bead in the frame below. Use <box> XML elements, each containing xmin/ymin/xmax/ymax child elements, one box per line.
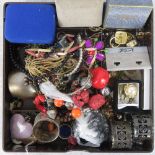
<box><xmin>47</xmin><ymin>109</ymin><xmax>57</xmax><ymax>119</ymax></box>
<box><xmin>80</xmin><ymin>77</ymin><xmax>92</xmax><ymax>89</ymax></box>
<box><xmin>101</xmin><ymin>87</ymin><xmax>111</xmax><ymax>96</ymax></box>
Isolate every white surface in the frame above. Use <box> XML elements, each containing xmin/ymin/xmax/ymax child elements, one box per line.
<box><xmin>143</xmin><ymin>69</ymin><xmax>151</xmax><ymax>110</ymax></box>
<box><xmin>0</xmin><ymin>0</ymin><xmax>154</xmax><ymax>154</ymax></box>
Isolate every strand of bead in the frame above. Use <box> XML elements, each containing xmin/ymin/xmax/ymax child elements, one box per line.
<box><xmin>64</xmin><ymin>48</ymin><xmax>83</xmax><ymax>77</ymax></box>
<box><xmin>67</xmin><ymin>48</ymin><xmax>97</xmax><ymax>96</ymax></box>
<box><xmin>9</xmin><ymin>45</ymin><xmax>39</xmax><ymax>91</ymax></box>
<box><xmin>64</xmin><ymin>35</ymin><xmax>83</xmax><ymax>77</ymax></box>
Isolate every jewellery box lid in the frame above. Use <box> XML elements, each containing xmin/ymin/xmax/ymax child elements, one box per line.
<box><xmin>107</xmin><ymin>0</ymin><xmax>153</xmax><ymax>8</ymax></box>
<box><xmin>5</xmin><ymin>4</ymin><xmax>56</xmax><ymax>44</ymax></box>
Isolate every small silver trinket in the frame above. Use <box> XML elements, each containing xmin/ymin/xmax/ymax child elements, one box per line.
<box><xmin>111</xmin><ymin>121</ymin><xmax>132</xmax><ymax>149</ymax></box>
<box><xmin>132</xmin><ymin>114</ymin><xmax>152</xmax><ymax>143</ymax></box>
<box><xmin>80</xmin><ymin>77</ymin><xmax>92</xmax><ymax>89</ymax></box>
<box><xmin>47</xmin><ymin>109</ymin><xmax>57</xmax><ymax>120</ymax></box>
<box><xmin>101</xmin><ymin>87</ymin><xmax>111</xmax><ymax>96</ymax></box>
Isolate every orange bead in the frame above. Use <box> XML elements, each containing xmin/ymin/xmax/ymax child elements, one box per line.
<box><xmin>54</xmin><ymin>99</ymin><xmax>64</xmax><ymax>107</ymax></box>
<box><xmin>71</xmin><ymin>108</ymin><xmax>82</xmax><ymax>118</ymax></box>
<box><xmin>48</xmin><ymin>123</ymin><xmax>55</xmax><ymax>132</ymax></box>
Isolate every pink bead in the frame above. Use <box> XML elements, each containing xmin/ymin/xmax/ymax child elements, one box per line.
<box><xmin>88</xmin><ymin>94</ymin><xmax>106</xmax><ymax>110</ymax></box>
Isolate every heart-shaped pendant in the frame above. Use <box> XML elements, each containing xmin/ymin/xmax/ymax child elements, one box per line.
<box><xmin>10</xmin><ymin>114</ymin><xmax>33</xmax><ymax>139</ymax></box>
<box><xmin>91</xmin><ymin>67</ymin><xmax>109</xmax><ymax>89</ymax></box>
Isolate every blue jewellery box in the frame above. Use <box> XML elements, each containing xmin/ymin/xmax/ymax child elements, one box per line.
<box><xmin>103</xmin><ymin>0</ymin><xmax>153</xmax><ymax>29</ymax></box>
<box><xmin>5</xmin><ymin>4</ymin><xmax>56</xmax><ymax>44</ymax></box>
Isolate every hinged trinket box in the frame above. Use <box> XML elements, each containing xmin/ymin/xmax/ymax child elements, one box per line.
<box><xmin>103</xmin><ymin>0</ymin><xmax>153</xmax><ymax>29</ymax></box>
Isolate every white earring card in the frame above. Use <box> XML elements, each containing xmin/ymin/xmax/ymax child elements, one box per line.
<box><xmin>55</xmin><ymin>0</ymin><xmax>105</xmax><ymax>27</ymax></box>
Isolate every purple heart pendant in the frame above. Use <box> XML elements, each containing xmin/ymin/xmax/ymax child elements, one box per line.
<box><xmin>10</xmin><ymin>114</ymin><xmax>33</xmax><ymax>140</ymax></box>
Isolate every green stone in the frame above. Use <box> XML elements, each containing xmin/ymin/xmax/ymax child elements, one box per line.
<box><xmin>104</xmin><ymin>49</ymin><xmax>109</xmax><ymax>53</ymax></box>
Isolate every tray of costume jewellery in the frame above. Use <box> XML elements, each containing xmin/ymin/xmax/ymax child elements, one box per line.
<box><xmin>2</xmin><ymin>0</ymin><xmax>154</xmax><ymax>153</ymax></box>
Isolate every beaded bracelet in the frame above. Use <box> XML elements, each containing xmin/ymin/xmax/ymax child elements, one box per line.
<box><xmin>9</xmin><ymin>45</ymin><xmax>39</xmax><ymax>91</ymax></box>
<box><xmin>66</xmin><ymin>50</ymin><xmax>97</xmax><ymax>96</ymax></box>
<box><xmin>64</xmin><ymin>48</ymin><xmax>83</xmax><ymax>77</ymax></box>
<box><xmin>57</xmin><ymin>35</ymin><xmax>84</xmax><ymax>78</ymax></box>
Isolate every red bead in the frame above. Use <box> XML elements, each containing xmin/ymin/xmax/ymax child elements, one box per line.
<box><xmin>37</xmin><ymin>95</ymin><xmax>46</xmax><ymax>102</ymax></box>
<box><xmin>68</xmin><ymin>136</ymin><xmax>77</xmax><ymax>145</ymax></box>
<box><xmin>76</xmin><ymin>95</ymin><xmax>82</xmax><ymax>100</ymax></box>
<box><xmin>88</xmin><ymin>50</ymin><xmax>95</xmax><ymax>55</ymax></box>
<box><xmin>33</xmin><ymin>95</ymin><xmax>47</xmax><ymax>113</ymax></box>
<box><xmin>71</xmin><ymin>90</ymin><xmax>89</xmax><ymax>108</ymax></box>
<box><xmin>91</xmin><ymin>67</ymin><xmax>109</xmax><ymax>89</ymax></box>
<box><xmin>88</xmin><ymin>94</ymin><xmax>106</xmax><ymax>110</ymax></box>
<box><xmin>80</xmin><ymin>90</ymin><xmax>89</xmax><ymax>103</ymax></box>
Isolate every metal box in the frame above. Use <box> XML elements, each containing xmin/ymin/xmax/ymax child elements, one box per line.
<box><xmin>103</xmin><ymin>0</ymin><xmax>153</xmax><ymax>29</ymax></box>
